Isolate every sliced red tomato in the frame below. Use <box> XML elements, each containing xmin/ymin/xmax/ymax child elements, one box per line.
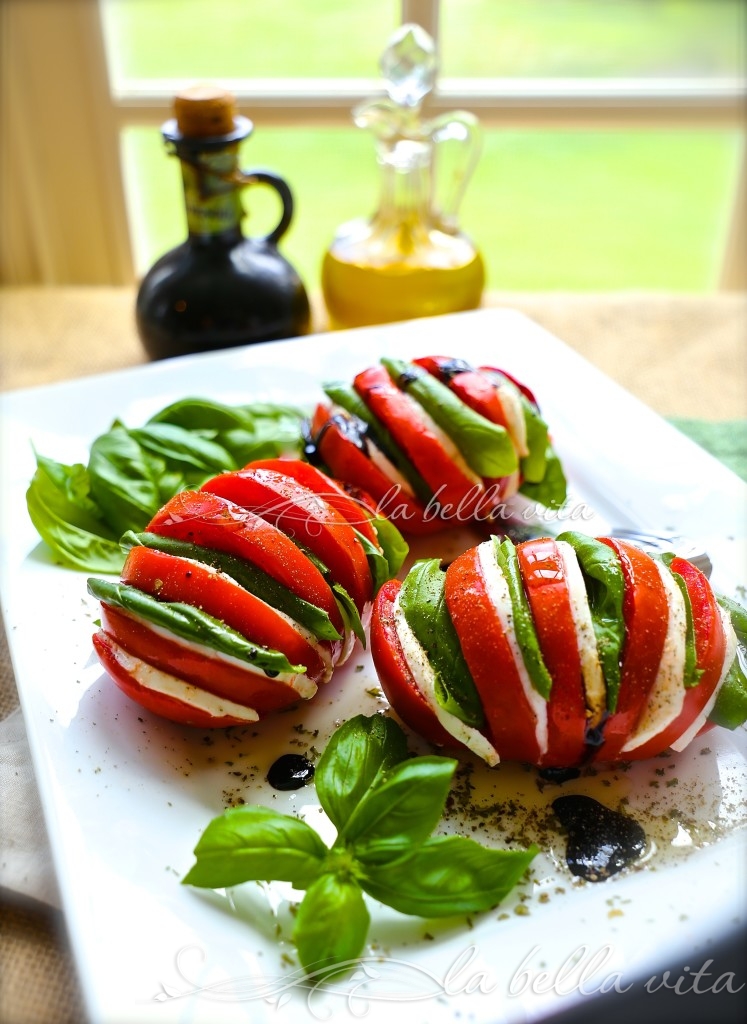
<box><xmin>370</xmin><ymin>580</ymin><xmax>461</xmax><ymax>751</ymax></box>
<box><xmin>444</xmin><ymin>545</ymin><xmax>544</xmax><ymax>764</ymax></box>
<box><xmin>354</xmin><ymin>364</ymin><xmax>485</xmax><ymax>520</ymax></box>
<box><xmin>594</xmin><ymin>538</ymin><xmax>669</xmax><ymax>762</ymax></box>
<box><xmin>309</xmin><ymin>404</ymin><xmax>442</xmax><ymax>536</ymax></box>
<box><xmin>93</xmin><ymin>630</ymin><xmax>258</xmax><ymax>729</ymax></box>
<box><xmin>121</xmin><ymin>545</ymin><xmax>332</xmax><ymax>683</ymax></box>
<box><xmin>625</xmin><ymin>555</ymin><xmax>728</xmax><ymax>760</ymax></box>
<box><xmin>98</xmin><ymin>603</ymin><xmax>311</xmax><ymax>714</ymax></box>
<box><xmin>201</xmin><ymin>468</ymin><xmax>372</xmax><ymax>612</ymax></box>
<box><xmin>478</xmin><ymin>365</ymin><xmax>538</xmax><ymax>407</ymax></box>
<box><xmin>517</xmin><ymin>538</ymin><xmax>587</xmax><ymax>767</ymax></box>
<box><xmin>146</xmin><ymin>490</ymin><xmax>344</xmax><ymax>633</ymax></box>
<box><xmin>246</xmin><ymin>458</ymin><xmax>380</xmax><ymax>547</ymax></box>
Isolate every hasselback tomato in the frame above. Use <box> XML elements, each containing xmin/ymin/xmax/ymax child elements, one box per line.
<box><xmin>88</xmin><ymin>460</ymin><xmax>406</xmax><ymax>728</ymax></box>
<box><xmin>370</xmin><ymin>534</ymin><xmax>746</xmax><ymax>767</ymax></box>
<box><xmin>307</xmin><ymin>355</ymin><xmax>567</xmax><ymax>535</ymax></box>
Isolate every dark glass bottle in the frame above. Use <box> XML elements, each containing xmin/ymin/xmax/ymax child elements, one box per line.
<box><xmin>136</xmin><ymin>85</ymin><xmax>311</xmax><ymax>361</ymax></box>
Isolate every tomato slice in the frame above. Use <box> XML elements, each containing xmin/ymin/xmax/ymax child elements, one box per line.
<box><xmin>593</xmin><ymin>538</ymin><xmax>669</xmax><ymax>762</ymax></box>
<box><xmin>201</xmin><ymin>468</ymin><xmax>372</xmax><ymax>612</ymax></box>
<box><xmin>121</xmin><ymin>545</ymin><xmax>333</xmax><ymax>683</ymax></box>
<box><xmin>92</xmin><ymin>630</ymin><xmax>259</xmax><ymax>729</ymax></box>
<box><xmin>99</xmin><ymin>603</ymin><xmax>312</xmax><ymax>714</ymax></box>
<box><xmin>516</xmin><ymin>538</ymin><xmax>587</xmax><ymax>767</ymax></box>
<box><xmin>146</xmin><ymin>490</ymin><xmax>343</xmax><ymax>632</ymax></box>
<box><xmin>624</xmin><ymin>555</ymin><xmax>728</xmax><ymax>760</ymax></box>
<box><xmin>444</xmin><ymin>544</ymin><xmax>544</xmax><ymax>764</ymax></box>
<box><xmin>309</xmin><ymin>404</ymin><xmax>442</xmax><ymax>536</ymax></box>
<box><xmin>247</xmin><ymin>458</ymin><xmax>381</xmax><ymax>548</ymax></box>
<box><xmin>354</xmin><ymin>364</ymin><xmax>485</xmax><ymax>521</ymax></box>
<box><xmin>479</xmin><ymin>365</ymin><xmax>538</xmax><ymax>407</ymax></box>
<box><xmin>370</xmin><ymin>580</ymin><xmax>462</xmax><ymax>751</ymax></box>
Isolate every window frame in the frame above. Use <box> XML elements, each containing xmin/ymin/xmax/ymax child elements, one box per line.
<box><xmin>2</xmin><ymin>0</ymin><xmax>744</xmax><ymax>287</ymax></box>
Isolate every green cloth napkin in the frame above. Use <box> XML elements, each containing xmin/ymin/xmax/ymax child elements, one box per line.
<box><xmin>669</xmin><ymin>418</ymin><xmax>747</xmax><ymax>483</ymax></box>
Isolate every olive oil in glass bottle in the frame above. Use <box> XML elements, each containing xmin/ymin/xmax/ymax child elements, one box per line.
<box><xmin>136</xmin><ymin>85</ymin><xmax>311</xmax><ymax>360</ymax></box>
<box><xmin>322</xmin><ymin>25</ymin><xmax>484</xmax><ymax>329</ymax></box>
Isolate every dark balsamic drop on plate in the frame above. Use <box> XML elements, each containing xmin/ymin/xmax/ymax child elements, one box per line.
<box><xmin>538</xmin><ymin>766</ymin><xmax>581</xmax><ymax>785</ymax></box>
<box><xmin>267</xmin><ymin>753</ymin><xmax>315</xmax><ymax>791</ymax></box>
<box><xmin>552</xmin><ymin>794</ymin><xmax>647</xmax><ymax>882</ymax></box>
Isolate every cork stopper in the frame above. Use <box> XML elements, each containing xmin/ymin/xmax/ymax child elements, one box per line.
<box><xmin>173</xmin><ymin>84</ymin><xmax>238</xmax><ymax>138</ymax></box>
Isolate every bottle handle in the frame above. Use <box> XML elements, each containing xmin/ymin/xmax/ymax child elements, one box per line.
<box><xmin>238</xmin><ymin>168</ymin><xmax>294</xmax><ymax>244</ymax></box>
<box><xmin>430</xmin><ymin>112</ymin><xmax>482</xmax><ymax>231</ymax></box>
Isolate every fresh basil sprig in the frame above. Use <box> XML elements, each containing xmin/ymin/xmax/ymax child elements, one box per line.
<box><xmin>183</xmin><ymin>715</ymin><xmax>538</xmax><ymax>979</ymax></box>
<box><xmin>26</xmin><ymin>400</ymin><xmax>306</xmax><ymax>572</ymax></box>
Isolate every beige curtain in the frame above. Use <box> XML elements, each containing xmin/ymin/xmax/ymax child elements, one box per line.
<box><xmin>0</xmin><ymin>0</ymin><xmax>133</xmax><ymax>284</ymax></box>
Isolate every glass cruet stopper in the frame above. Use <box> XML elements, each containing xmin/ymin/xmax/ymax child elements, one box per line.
<box><xmin>380</xmin><ymin>23</ymin><xmax>437</xmax><ymax>112</ymax></box>
<box><xmin>353</xmin><ymin>23</ymin><xmax>436</xmax><ymax>144</ymax></box>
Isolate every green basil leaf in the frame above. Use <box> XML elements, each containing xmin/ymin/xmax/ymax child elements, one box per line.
<box><xmin>710</xmin><ymin>594</ymin><xmax>747</xmax><ymax>729</ymax></box>
<box><xmin>557</xmin><ymin>531</ymin><xmax>626</xmax><ymax>712</ymax></box>
<box><xmin>381</xmin><ymin>357</ymin><xmax>518</xmax><ymax>479</ymax></box>
<box><xmin>492</xmin><ymin>537</ymin><xmax>553</xmax><ymax>699</ymax></box>
<box><xmin>87</xmin><ymin>423</ymin><xmax>164</xmax><ymax>535</ymax></box>
<box><xmin>332</xmin><ymin>581</ymin><xmax>366</xmax><ymax>647</ymax></box>
<box><xmin>291</xmin><ymin>540</ymin><xmax>366</xmax><ymax>647</ymax></box>
<box><xmin>662</xmin><ymin>555</ymin><xmax>703</xmax><ymax>689</ymax></box>
<box><xmin>322</xmin><ymin>382</ymin><xmax>433</xmax><ymax>502</ymax></box>
<box><xmin>34</xmin><ymin>450</ymin><xmax>100</xmax><ymax>514</ymax></box>
<box><xmin>717</xmin><ymin>593</ymin><xmax>747</xmax><ymax>638</ymax></box>
<box><xmin>120</xmin><ymin>531</ymin><xmax>341</xmax><ymax>642</ymax></box>
<box><xmin>339</xmin><ymin>756</ymin><xmax>457</xmax><ymax>864</ymax></box>
<box><xmin>518</xmin><ymin>393</ymin><xmax>550</xmax><ymax>484</ymax></box>
<box><xmin>708</xmin><ymin>643</ymin><xmax>747</xmax><ymax>729</ymax></box>
<box><xmin>86</xmin><ymin>577</ymin><xmax>302</xmax><ymax>676</ymax></box>
<box><xmin>315</xmin><ymin>714</ymin><xmax>409</xmax><ymax>832</ymax></box>
<box><xmin>147</xmin><ymin>397</ymin><xmax>255</xmax><ymax>432</ymax></box>
<box><xmin>182</xmin><ymin>805</ymin><xmax>327</xmax><ymax>889</ymax></box>
<box><xmin>519</xmin><ymin>444</ymin><xmax>568</xmax><ymax>510</ymax></box>
<box><xmin>353</xmin><ymin>529</ymin><xmax>391</xmax><ymax>595</ymax></box>
<box><xmin>360</xmin><ymin>835</ymin><xmax>538</xmax><ymax>917</ymax></box>
<box><xmin>26</xmin><ymin>459</ymin><xmax>123</xmax><ymax>573</ymax></box>
<box><xmin>293</xmin><ymin>874</ymin><xmax>370</xmax><ymax>979</ymax></box>
<box><xmin>371</xmin><ymin>515</ymin><xmax>409</xmax><ymax>578</ymax></box>
<box><xmin>399</xmin><ymin>559</ymin><xmax>483</xmax><ymax>727</ymax></box>
<box><xmin>129</xmin><ymin>422</ymin><xmax>236</xmax><ymax>475</ymax></box>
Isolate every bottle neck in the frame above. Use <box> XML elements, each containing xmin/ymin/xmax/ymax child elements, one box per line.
<box><xmin>176</xmin><ymin>142</ymin><xmax>245</xmax><ymax>239</ymax></box>
<box><xmin>376</xmin><ymin>139</ymin><xmax>432</xmax><ymax>225</ymax></box>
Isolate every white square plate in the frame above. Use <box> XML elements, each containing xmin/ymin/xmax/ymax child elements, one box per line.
<box><xmin>1</xmin><ymin>310</ymin><xmax>745</xmax><ymax>1024</ymax></box>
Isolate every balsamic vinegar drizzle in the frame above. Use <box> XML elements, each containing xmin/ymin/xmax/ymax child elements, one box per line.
<box><xmin>552</xmin><ymin>794</ymin><xmax>647</xmax><ymax>882</ymax></box>
<box><xmin>303</xmin><ymin>413</ymin><xmax>370</xmax><ymax>465</ymax></box>
<box><xmin>267</xmin><ymin>753</ymin><xmax>315</xmax><ymax>791</ymax></box>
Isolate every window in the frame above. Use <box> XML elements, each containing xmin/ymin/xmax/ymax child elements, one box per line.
<box><xmin>2</xmin><ymin>0</ymin><xmax>745</xmax><ymax>291</ymax></box>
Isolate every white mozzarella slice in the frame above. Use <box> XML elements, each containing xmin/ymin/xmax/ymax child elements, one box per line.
<box><xmin>556</xmin><ymin>540</ymin><xmax>607</xmax><ymax>727</ymax></box>
<box><xmin>622</xmin><ymin>559</ymin><xmax>687</xmax><ymax>752</ymax></box>
<box><xmin>477</xmin><ymin>540</ymin><xmax>549</xmax><ymax>755</ymax></box>
<box><xmin>329</xmin><ymin>404</ymin><xmax>415</xmax><ymax>498</ymax></box>
<box><xmin>670</xmin><ymin>605</ymin><xmax>737</xmax><ymax>752</ymax></box>
<box><xmin>392</xmin><ymin>592</ymin><xmax>500</xmax><ymax>766</ymax></box>
<box><xmin>107</xmin><ymin>639</ymin><xmax>260</xmax><ymax>722</ymax></box>
<box><xmin>107</xmin><ymin>606</ymin><xmax>318</xmax><ymax>699</ymax></box>
<box><xmin>495</xmin><ymin>382</ymin><xmax>529</xmax><ymax>458</ymax></box>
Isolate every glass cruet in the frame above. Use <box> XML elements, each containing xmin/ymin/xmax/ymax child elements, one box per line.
<box><xmin>321</xmin><ymin>23</ymin><xmax>485</xmax><ymax>329</ymax></box>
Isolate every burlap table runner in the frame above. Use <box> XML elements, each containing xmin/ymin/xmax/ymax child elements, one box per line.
<box><xmin>1</xmin><ymin>287</ymin><xmax>745</xmax><ymax>1024</ymax></box>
